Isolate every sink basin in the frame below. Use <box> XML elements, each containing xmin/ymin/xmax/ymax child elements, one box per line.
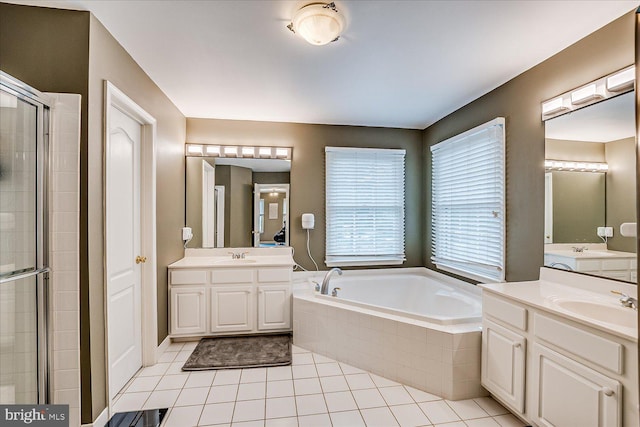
<box><xmin>214</xmin><ymin>258</ymin><xmax>257</xmax><ymax>264</ymax></box>
<box><xmin>553</xmin><ymin>299</ymin><xmax>637</xmax><ymax>329</ymax></box>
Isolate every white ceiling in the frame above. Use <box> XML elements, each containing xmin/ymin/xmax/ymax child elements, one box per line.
<box><xmin>545</xmin><ymin>91</ymin><xmax>636</xmax><ymax>143</ymax></box>
<box><xmin>9</xmin><ymin>0</ymin><xmax>638</xmax><ymax>129</ymax></box>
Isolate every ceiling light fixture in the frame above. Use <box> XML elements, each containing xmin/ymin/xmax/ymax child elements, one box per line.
<box><xmin>287</xmin><ymin>2</ymin><xmax>346</xmax><ymax>46</ymax></box>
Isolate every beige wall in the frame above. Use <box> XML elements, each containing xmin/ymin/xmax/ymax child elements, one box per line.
<box><xmin>187</xmin><ymin>119</ymin><xmax>424</xmax><ymax>270</ymax></box>
<box><xmin>606</xmin><ymin>137</ymin><xmax>636</xmax><ymax>252</ymax></box>
<box><xmin>546</xmin><ymin>138</ymin><xmax>605</xmax><ymax>162</ymax></box>
<box><xmin>86</xmin><ymin>15</ymin><xmax>186</xmax><ymax>423</ymax></box>
<box><xmin>551</xmin><ymin>171</ymin><xmax>605</xmax><ymax>243</ymax></box>
<box><xmin>423</xmin><ymin>11</ymin><xmax>635</xmax><ymax>282</ymax></box>
<box><xmin>228</xmin><ymin>165</ymin><xmax>253</xmax><ymax>247</ymax></box>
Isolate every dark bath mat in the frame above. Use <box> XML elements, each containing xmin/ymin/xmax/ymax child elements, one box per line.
<box><xmin>182</xmin><ymin>333</ymin><xmax>292</xmax><ymax>371</ymax></box>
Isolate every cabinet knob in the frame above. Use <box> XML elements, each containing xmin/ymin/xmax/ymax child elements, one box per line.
<box><xmin>513</xmin><ymin>342</ymin><xmax>522</xmax><ymax>349</ymax></box>
<box><xmin>602</xmin><ymin>387</ymin><xmax>614</xmax><ymax>396</ymax></box>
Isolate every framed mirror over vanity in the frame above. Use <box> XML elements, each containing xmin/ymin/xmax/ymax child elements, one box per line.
<box><xmin>185</xmin><ymin>145</ymin><xmax>292</xmax><ymax>248</ymax></box>
<box><xmin>542</xmin><ymin>68</ymin><xmax>637</xmax><ymax>284</ymax></box>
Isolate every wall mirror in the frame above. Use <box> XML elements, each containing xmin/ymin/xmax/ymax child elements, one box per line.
<box><xmin>186</xmin><ymin>156</ymin><xmax>291</xmax><ymax>248</ymax></box>
<box><xmin>544</xmin><ymin>90</ymin><xmax>636</xmax><ymax>283</ymax></box>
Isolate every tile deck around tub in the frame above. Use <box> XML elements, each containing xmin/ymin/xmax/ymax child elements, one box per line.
<box><xmin>112</xmin><ymin>343</ymin><xmax>526</xmax><ymax>427</ymax></box>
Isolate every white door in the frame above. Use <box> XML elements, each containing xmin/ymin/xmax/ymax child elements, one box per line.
<box><xmin>106</xmin><ymin>106</ymin><xmax>143</xmax><ymax>397</ymax></box>
<box><xmin>202</xmin><ymin>161</ymin><xmax>216</xmax><ymax>248</ymax></box>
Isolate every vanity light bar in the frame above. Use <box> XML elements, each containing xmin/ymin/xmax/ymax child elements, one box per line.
<box><xmin>185</xmin><ymin>143</ymin><xmax>292</xmax><ymax>160</ymax></box>
<box><xmin>545</xmin><ymin>160</ymin><xmax>609</xmax><ymax>173</ymax></box>
<box><xmin>607</xmin><ymin>66</ymin><xmax>635</xmax><ymax>92</ymax></box>
<box><xmin>570</xmin><ymin>83</ymin><xmax>602</xmax><ymax>105</ymax></box>
<box><xmin>541</xmin><ymin>65</ymin><xmax>635</xmax><ymax>121</ymax></box>
<box><xmin>541</xmin><ymin>97</ymin><xmax>568</xmax><ymax>116</ymax></box>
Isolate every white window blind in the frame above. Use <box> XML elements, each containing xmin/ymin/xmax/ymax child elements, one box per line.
<box><xmin>430</xmin><ymin>118</ymin><xmax>505</xmax><ymax>282</ymax></box>
<box><xmin>325</xmin><ymin>147</ymin><xmax>406</xmax><ymax>267</ymax></box>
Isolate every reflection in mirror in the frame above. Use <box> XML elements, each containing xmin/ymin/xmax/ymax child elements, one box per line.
<box><xmin>544</xmin><ymin>91</ymin><xmax>636</xmax><ymax>283</ymax></box>
<box><xmin>186</xmin><ymin>156</ymin><xmax>291</xmax><ymax>248</ymax></box>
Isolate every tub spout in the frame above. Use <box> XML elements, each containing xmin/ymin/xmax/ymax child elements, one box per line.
<box><xmin>321</xmin><ymin>268</ymin><xmax>342</xmax><ymax>295</ymax></box>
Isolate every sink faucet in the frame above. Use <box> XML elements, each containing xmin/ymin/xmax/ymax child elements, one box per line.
<box><xmin>611</xmin><ymin>291</ymin><xmax>638</xmax><ymax>310</ymax></box>
<box><xmin>228</xmin><ymin>251</ymin><xmax>249</xmax><ymax>260</ymax></box>
<box><xmin>320</xmin><ymin>267</ymin><xmax>342</xmax><ymax>295</ymax></box>
<box><xmin>572</xmin><ymin>246</ymin><xmax>586</xmax><ymax>253</ymax></box>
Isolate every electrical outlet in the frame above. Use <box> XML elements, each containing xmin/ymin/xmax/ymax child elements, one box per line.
<box><xmin>182</xmin><ymin>227</ymin><xmax>193</xmax><ymax>240</ymax></box>
<box><xmin>597</xmin><ymin>227</ymin><xmax>606</xmax><ymax>237</ymax></box>
<box><xmin>604</xmin><ymin>226</ymin><xmax>613</xmax><ymax>237</ymax></box>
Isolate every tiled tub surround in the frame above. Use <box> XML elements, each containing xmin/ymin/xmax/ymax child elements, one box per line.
<box><xmin>293</xmin><ymin>268</ymin><xmax>485</xmax><ymax>400</ymax></box>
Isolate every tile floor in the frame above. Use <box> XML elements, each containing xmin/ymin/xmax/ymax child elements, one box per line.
<box><xmin>113</xmin><ymin>342</ymin><xmax>526</xmax><ymax>427</ymax></box>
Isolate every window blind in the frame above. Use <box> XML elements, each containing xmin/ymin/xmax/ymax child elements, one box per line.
<box><xmin>325</xmin><ymin>147</ymin><xmax>406</xmax><ymax>267</ymax></box>
<box><xmin>430</xmin><ymin>118</ymin><xmax>505</xmax><ymax>282</ymax></box>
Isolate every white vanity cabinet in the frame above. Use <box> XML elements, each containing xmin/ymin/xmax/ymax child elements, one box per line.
<box><xmin>482</xmin><ymin>294</ymin><xmax>527</xmax><ymax>412</ymax></box>
<box><xmin>168</xmin><ymin>254</ymin><xmax>293</xmax><ymax>337</ymax></box>
<box><xmin>481</xmin><ymin>274</ymin><xmax>637</xmax><ymax>427</ymax></box>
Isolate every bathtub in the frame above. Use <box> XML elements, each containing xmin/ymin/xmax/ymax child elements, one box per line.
<box><xmin>315</xmin><ymin>271</ymin><xmax>481</xmax><ymax>325</ymax></box>
<box><xmin>292</xmin><ymin>267</ymin><xmax>485</xmax><ymax>400</ymax></box>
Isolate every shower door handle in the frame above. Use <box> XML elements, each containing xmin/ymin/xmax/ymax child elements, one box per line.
<box><xmin>0</xmin><ymin>268</ymin><xmax>50</xmax><ymax>285</ymax></box>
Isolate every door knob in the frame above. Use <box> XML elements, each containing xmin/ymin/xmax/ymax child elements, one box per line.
<box><xmin>135</xmin><ymin>256</ymin><xmax>147</xmax><ymax>264</ymax></box>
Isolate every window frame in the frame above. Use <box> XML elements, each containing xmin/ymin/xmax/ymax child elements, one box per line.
<box><xmin>430</xmin><ymin>117</ymin><xmax>506</xmax><ymax>283</ymax></box>
<box><xmin>325</xmin><ymin>146</ymin><xmax>407</xmax><ymax>267</ymax></box>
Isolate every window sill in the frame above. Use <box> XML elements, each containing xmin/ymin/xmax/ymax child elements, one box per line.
<box><xmin>325</xmin><ymin>259</ymin><xmax>405</xmax><ymax>268</ymax></box>
<box><xmin>435</xmin><ymin>263</ymin><xmax>504</xmax><ymax>284</ymax></box>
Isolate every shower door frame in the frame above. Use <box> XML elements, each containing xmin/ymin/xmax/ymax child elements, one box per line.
<box><xmin>0</xmin><ymin>71</ymin><xmax>52</xmax><ymax>404</ymax></box>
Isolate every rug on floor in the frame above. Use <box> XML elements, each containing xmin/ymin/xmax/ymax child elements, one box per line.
<box><xmin>105</xmin><ymin>408</ymin><xmax>168</xmax><ymax>427</ymax></box>
<box><xmin>182</xmin><ymin>333</ymin><xmax>292</xmax><ymax>371</ymax></box>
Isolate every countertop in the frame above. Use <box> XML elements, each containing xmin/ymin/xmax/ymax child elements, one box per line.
<box><xmin>168</xmin><ymin>247</ymin><xmax>295</xmax><ymax>269</ymax></box>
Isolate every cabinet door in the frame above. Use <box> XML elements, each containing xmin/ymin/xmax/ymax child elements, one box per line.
<box><xmin>532</xmin><ymin>344</ymin><xmax>621</xmax><ymax>427</ymax></box>
<box><xmin>211</xmin><ymin>286</ymin><xmax>254</xmax><ymax>333</ymax></box>
<box><xmin>481</xmin><ymin>319</ymin><xmax>526</xmax><ymax>413</ymax></box>
<box><xmin>170</xmin><ymin>287</ymin><xmax>206</xmax><ymax>335</ymax></box>
<box><xmin>258</xmin><ymin>285</ymin><xmax>291</xmax><ymax>330</ymax></box>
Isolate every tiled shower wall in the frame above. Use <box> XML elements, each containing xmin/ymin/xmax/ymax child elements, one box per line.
<box><xmin>48</xmin><ymin>93</ymin><xmax>81</xmax><ymax>427</ymax></box>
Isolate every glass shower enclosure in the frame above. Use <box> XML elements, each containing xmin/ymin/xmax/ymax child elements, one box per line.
<box><xmin>0</xmin><ymin>72</ymin><xmax>50</xmax><ymax>404</ymax></box>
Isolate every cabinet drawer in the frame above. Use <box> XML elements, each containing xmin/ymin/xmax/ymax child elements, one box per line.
<box><xmin>602</xmin><ymin>259</ymin><xmax>630</xmax><ymax>270</ymax></box>
<box><xmin>575</xmin><ymin>260</ymin><xmax>601</xmax><ymax>271</ymax></box>
<box><xmin>258</xmin><ymin>268</ymin><xmax>291</xmax><ymax>283</ymax></box>
<box><xmin>211</xmin><ymin>269</ymin><xmax>255</xmax><ymax>284</ymax></box>
<box><xmin>483</xmin><ymin>293</ymin><xmax>527</xmax><ymax>331</ymax></box>
<box><xmin>534</xmin><ymin>313</ymin><xmax>623</xmax><ymax>374</ymax></box>
<box><xmin>171</xmin><ymin>270</ymin><xmax>208</xmax><ymax>285</ymax></box>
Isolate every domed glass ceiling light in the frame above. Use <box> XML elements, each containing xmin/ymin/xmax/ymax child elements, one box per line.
<box><xmin>287</xmin><ymin>2</ymin><xmax>346</xmax><ymax>46</ymax></box>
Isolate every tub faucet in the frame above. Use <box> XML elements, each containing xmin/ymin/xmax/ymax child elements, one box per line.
<box><xmin>321</xmin><ymin>268</ymin><xmax>342</xmax><ymax>295</ymax></box>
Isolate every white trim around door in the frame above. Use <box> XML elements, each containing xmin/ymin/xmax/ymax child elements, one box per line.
<box><xmin>103</xmin><ymin>81</ymin><xmax>158</xmax><ymax>413</ymax></box>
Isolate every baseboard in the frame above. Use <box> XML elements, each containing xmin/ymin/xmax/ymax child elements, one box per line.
<box><xmin>81</xmin><ymin>407</ymin><xmax>109</xmax><ymax>427</ymax></box>
<box><xmin>157</xmin><ymin>335</ymin><xmax>170</xmax><ymax>355</ymax></box>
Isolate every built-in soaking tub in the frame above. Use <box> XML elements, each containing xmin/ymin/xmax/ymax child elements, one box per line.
<box><xmin>292</xmin><ymin>267</ymin><xmax>485</xmax><ymax>400</ymax></box>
